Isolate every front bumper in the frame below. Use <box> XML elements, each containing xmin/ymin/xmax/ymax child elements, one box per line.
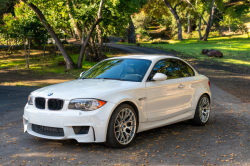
<box><xmin>23</xmin><ymin>101</ymin><xmax>116</xmax><ymax>143</ymax></box>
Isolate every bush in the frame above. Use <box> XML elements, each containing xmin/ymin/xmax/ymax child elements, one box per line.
<box><xmin>151</xmin><ymin>38</ymin><xmax>169</xmax><ymax>44</ymax></box>
<box><xmin>209</xmin><ymin>31</ymin><xmax>219</xmax><ymax>37</ymax></box>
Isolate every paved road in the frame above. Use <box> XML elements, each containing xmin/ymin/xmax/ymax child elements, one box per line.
<box><xmin>0</xmin><ymin>45</ymin><xmax>8</xmax><ymax>49</ymax></box>
<box><xmin>0</xmin><ymin>45</ymin><xmax>250</xmax><ymax>165</ymax></box>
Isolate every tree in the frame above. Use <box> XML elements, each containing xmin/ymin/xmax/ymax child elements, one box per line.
<box><xmin>77</xmin><ymin>0</ymin><xmax>105</xmax><ymax>69</ymax></box>
<box><xmin>1</xmin><ymin>2</ymin><xmax>49</xmax><ymax>68</ymax></box>
<box><xmin>202</xmin><ymin>0</ymin><xmax>216</xmax><ymax>41</ymax></box>
<box><xmin>20</xmin><ymin>0</ymin><xmax>75</xmax><ymax>69</ymax></box>
<box><xmin>0</xmin><ymin>0</ymin><xmax>18</xmax><ymax>25</ymax></box>
<box><xmin>126</xmin><ymin>0</ymin><xmax>149</xmax><ymax>43</ymax></box>
<box><xmin>66</xmin><ymin>0</ymin><xmax>82</xmax><ymax>40</ymax></box>
<box><xmin>163</xmin><ymin>0</ymin><xmax>184</xmax><ymax>41</ymax></box>
<box><xmin>127</xmin><ymin>16</ymin><xmax>136</xmax><ymax>43</ymax></box>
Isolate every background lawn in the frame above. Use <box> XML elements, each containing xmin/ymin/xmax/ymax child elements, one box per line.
<box><xmin>0</xmin><ymin>45</ymin><xmax>125</xmax><ymax>87</ymax></box>
<box><xmin>119</xmin><ymin>34</ymin><xmax>250</xmax><ymax>68</ymax></box>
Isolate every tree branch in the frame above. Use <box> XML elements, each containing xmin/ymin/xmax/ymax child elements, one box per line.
<box><xmin>173</xmin><ymin>1</ymin><xmax>183</xmax><ymax>11</ymax></box>
<box><xmin>77</xmin><ymin>0</ymin><xmax>105</xmax><ymax>68</ymax></box>
<box><xmin>98</xmin><ymin>0</ymin><xmax>104</xmax><ymax>19</ymax></box>
<box><xmin>20</xmin><ymin>0</ymin><xmax>75</xmax><ymax>69</ymax></box>
<box><xmin>185</xmin><ymin>0</ymin><xmax>207</xmax><ymax>25</ymax></box>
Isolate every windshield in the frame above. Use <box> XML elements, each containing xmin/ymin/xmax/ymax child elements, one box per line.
<box><xmin>81</xmin><ymin>59</ymin><xmax>151</xmax><ymax>82</ymax></box>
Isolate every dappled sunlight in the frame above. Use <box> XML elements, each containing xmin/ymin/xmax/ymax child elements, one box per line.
<box><xmin>1</xmin><ymin>78</ymin><xmax>73</xmax><ymax>87</ymax></box>
<box><xmin>222</xmin><ymin>59</ymin><xmax>250</xmax><ymax>66</ymax></box>
<box><xmin>208</xmin><ymin>74</ymin><xmax>250</xmax><ymax>80</ymax></box>
<box><xmin>138</xmin><ymin>35</ymin><xmax>250</xmax><ymax>69</ymax></box>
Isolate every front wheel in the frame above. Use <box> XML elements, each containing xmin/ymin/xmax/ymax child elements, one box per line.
<box><xmin>189</xmin><ymin>94</ymin><xmax>211</xmax><ymax>126</ymax></box>
<box><xmin>105</xmin><ymin>104</ymin><xmax>138</xmax><ymax>148</ymax></box>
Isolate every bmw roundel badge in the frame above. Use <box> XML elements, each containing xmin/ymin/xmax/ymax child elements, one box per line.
<box><xmin>48</xmin><ymin>93</ymin><xmax>53</xmax><ymax>96</ymax></box>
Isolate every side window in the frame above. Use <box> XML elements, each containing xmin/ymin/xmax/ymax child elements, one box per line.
<box><xmin>149</xmin><ymin>59</ymin><xmax>180</xmax><ymax>80</ymax></box>
<box><xmin>165</xmin><ymin>59</ymin><xmax>180</xmax><ymax>79</ymax></box>
<box><xmin>178</xmin><ymin>60</ymin><xmax>194</xmax><ymax>78</ymax></box>
<box><xmin>149</xmin><ymin>60</ymin><xmax>168</xmax><ymax>80</ymax></box>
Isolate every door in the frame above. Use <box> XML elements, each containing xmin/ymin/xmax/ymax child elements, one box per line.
<box><xmin>145</xmin><ymin>59</ymin><xmax>194</xmax><ymax>122</ymax></box>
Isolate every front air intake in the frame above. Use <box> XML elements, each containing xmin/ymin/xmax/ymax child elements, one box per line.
<box><xmin>48</xmin><ymin>99</ymin><xmax>64</xmax><ymax>110</ymax></box>
<box><xmin>32</xmin><ymin>124</ymin><xmax>64</xmax><ymax>137</ymax></box>
<box><xmin>35</xmin><ymin>98</ymin><xmax>45</xmax><ymax>109</ymax></box>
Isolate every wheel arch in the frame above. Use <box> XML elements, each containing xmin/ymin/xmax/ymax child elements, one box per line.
<box><xmin>104</xmin><ymin>99</ymin><xmax>140</xmax><ymax>142</ymax></box>
<box><xmin>190</xmin><ymin>89</ymin><xmax>211</xmax><ymax>118</ymax></box>
<box><xmin>202</xmin><ymin>93</ymin><xmax>211</xmax><ymax>103</ymax></box>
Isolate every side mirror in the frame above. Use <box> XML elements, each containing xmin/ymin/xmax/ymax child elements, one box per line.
<box><xmin>152</xmin><ymin>73</ymin><xmax>167</xmax><ymax>81</ymax></box>
<box><xmin>79</xmin><ymin>71</ymin><xmax>85</xmax><ymax>78</ymax></box>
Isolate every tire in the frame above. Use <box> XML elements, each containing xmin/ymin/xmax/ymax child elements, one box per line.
<box><xmin>105</xmin><ymin>104</ymin><xmax>138</xmax><ymax>148</ymax></box>
<box><xmin>189</xmin><ymin>94</ymin><xmax>211</xmax><ymax>126</ymax></box>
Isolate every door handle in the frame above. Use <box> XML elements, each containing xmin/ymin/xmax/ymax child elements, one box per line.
<box><xmin>178</xmin><ymin>84</ymin><xmax>185</xmax><ymax>88</ymax></box>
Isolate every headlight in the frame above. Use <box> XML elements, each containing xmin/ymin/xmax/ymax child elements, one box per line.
<box><xmin>28</xmin><ymin>95</ymin><xmax>34</xmax><ymax>105</ymax></box>
<box><xmin>68</xmin><ymin>99</ymin><xmax>106</xmax><ymax>111</ymax></box>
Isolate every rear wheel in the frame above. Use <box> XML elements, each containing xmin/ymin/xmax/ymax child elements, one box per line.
<box><xmin>189</xmin><ymin>94</ymin><xmax>210</xmax><ymax>126</ymax></box>
<box><xmin>105</xmin><ymin>104</ymin><xmax>137</xmax><ymax>148</ymax></box>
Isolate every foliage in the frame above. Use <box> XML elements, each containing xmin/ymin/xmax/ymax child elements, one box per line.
<box><xmin>0</xmin><ymin>0</ymin><xmax>18</xmax><ymax>25</ymax></box>
<box><xmin>132</xmin><ymin>12</ymin><xmax>152</xmax><ymax>39</ymax></box>
<box><xmin>0</xmin><ymin>2</ymin><xmax>48</xmax><ymax>44</ymax></box>
<box><xmin>151</xmin><ymin>38</ymin><xmax>169</xmax><ymax>44</ymax></box>
<box><xmin>219</xmin><ymin>6</ymin><xmax>248</xmax><ymax>34</ymax></box>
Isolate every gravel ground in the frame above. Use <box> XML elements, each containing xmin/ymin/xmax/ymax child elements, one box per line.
<box><xmin>0</xmin><ymin>44</ymin><xmax>249</xmax><ymax>166</ymax></box>
<box><xmin>0</xmin><ymin>84</ymin><xmax>250</xmax><ymax>166</ymax></box>
<box><xmin>191</xmin><ymin>60</ymin><xmax>250</xmax><ymax>103</ymax></box>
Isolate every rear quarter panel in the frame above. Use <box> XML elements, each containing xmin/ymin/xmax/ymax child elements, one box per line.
<box><xmin>190</xmin><ymin>74</ymin><xmax>211</xmax><ymax>115</ymax></box>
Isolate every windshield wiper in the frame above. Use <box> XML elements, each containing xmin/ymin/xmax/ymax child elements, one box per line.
<box><xmin>100</xmin><ymin>78</ymin><xmax>125</xmax><ymax>81</ymax></box>
<box><xmin>82</xmin><ymin>78</ymin><xmax>125</xmax><ymax>81</ymax></box>
<box><xmin>80</xmin><ymin>78</ymin><xmax>91</xmax><ymax>79</ymax></box>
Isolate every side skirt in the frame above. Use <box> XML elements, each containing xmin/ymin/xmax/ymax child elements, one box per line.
<box><xmin>137</xmin><ymin>110</ymin><xmax>194</xmax><ymax>133</ymax></box>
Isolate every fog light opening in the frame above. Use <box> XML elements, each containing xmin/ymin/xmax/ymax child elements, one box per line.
<box><xmin>73</xmin><ymin>126</ymin><xmax>90</xmax><ymax>134</ymax></box>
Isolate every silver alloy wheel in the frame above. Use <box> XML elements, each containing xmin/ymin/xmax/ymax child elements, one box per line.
<box><xmin>199</xmin><ymin>97</ymin><xmax>210</xmax><ymax>123</ymax></box>
<box><xmin>114</xmin><ymin>108</ymin><xmax>136</xmax><ymax>145</ymax></box>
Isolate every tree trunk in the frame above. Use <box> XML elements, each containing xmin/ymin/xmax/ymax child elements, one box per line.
<box><xmin>27</xmin><ymin>38</ymin><xmax>31</xmax><ymax>68</ymax></box>
<box><xmin>198</xmin><ymin>17</ymin><xmax>202</xmax><ymax>40</ymax></box>
<box><xmin>127</xmin><ymin>16</ymin><xmax>136</xmax><ymax>43</ymax></box>
<box><xmin>82</xmin><ymin>23</ymin><xmax>85</xmax><ymax>44</ymax></box>
<box><xmin>84</xmin><ymin>44</ymin><xmax>92</xmax><ymax>61</ymax></box>
<box><xmin>43</xmin><ymin>39</ymin><xmax>46</xmax><ymax>57</ymax></box>
<box><xmin>66</xmin><ymin>0</ymin><xmax>82</xmax><ymax>41</ymax></box>
<box><xmin>90</xmin><ymin>35</ymin><xmax>98</xmax><ymax>59</ymax></box>
<box><xmin>202</xmin><ymin>0</ymin><xmax>216</xmax><ymax>41</ymax></box>
<box><xmin>54</xmin><ymin>42</ymin><xmax>57</xmax><ymax>56</ymax></box>
<box><xmin>186</xmin><ymin>0</ymin><xmax>207</xmax><ymax>25</ymax></box>
<box><xmin>23</xmin><ymin>37</ymin><xmax>28</xmax><ymax>67</ymax></box>
<box><xmin>21</xmin><ymin>0</ymin><xmax>75</xmax><ymax>69</ymax></box>
<box><xmin>96</xmin><ymin>24</ymin><xmax>104</xmax><ymax>58</ymax></box>
<box><xmin>163</xmin><ymin>0</ymin><xmax>183</xmax><ymax>41</ymax></box>
<box><xmin>77</xmin><ymin>0</ymin><xmax>105</xmax><ymax>69</ymax></box>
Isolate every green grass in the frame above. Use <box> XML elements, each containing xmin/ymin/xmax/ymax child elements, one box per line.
<box><xmin>0</xmin><ymin>46</ymin><xmax>98</xmax><ymax>87</ymax></box>
<box><xmin>118</xmin><ymin>34</ymin><xmax>250</xmax><ymax>68</ymax></box>
<box><xmin>0</xmin><ymin>44</ymin><xmax>127</xmax><ymax>87</ymax></box>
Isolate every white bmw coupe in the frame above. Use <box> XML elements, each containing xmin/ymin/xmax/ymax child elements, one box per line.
<box><xmin>23</xmin><ymin>55</ymin><xmax>211</xmax><ymax>148</ymax></box>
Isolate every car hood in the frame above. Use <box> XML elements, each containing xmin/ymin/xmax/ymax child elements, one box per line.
<box><xmin>32</xmin><ymin>79</ymin><xmax>141</xmax><ymax>100</ymax></box>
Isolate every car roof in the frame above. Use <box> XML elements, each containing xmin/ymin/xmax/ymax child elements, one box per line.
<box><xmin>109</xmin><ymin>55</ymin><xmax>176</xmax><ymax>61</ymax></box>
